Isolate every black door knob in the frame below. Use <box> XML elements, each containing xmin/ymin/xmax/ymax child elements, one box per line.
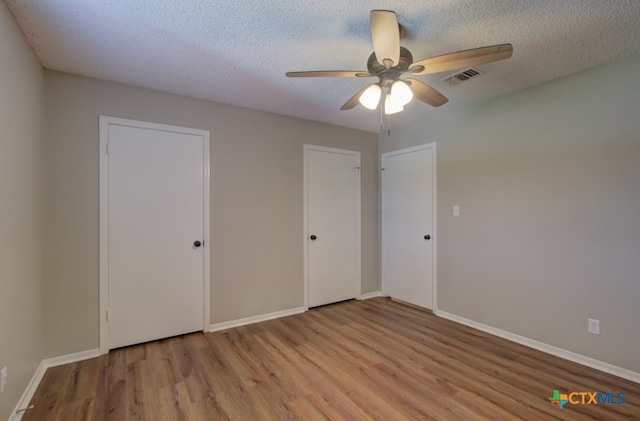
<box><xmin>310</xmin><ymin>235</ymin><xmax>317</xmax><ymax>240</ymax></box>
<box><xmin>424</xmin><ymin>235</ymin><xmax>431</xmax><ymax>240</ymax></box>
<box><xmin>193</xmin><ymin>241</ymin><xmax>202</xmax><ymax>247</ymax></box>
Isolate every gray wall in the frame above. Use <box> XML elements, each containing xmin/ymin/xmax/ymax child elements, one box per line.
<box><xmin>0</xmin><ymin>3</ymin><xmax>45</xmax><ymax>419</ymax></box>
<box><xmin>380</xmin><ymin>55</ymin><xmax>640</xmax><ymax>373</ymax></box>
<box><xmin>43</xmin><ymin>71</ymin><xmax>379</xmax><ymax>358</ymax></box>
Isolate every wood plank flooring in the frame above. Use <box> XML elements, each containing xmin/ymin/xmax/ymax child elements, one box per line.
<box><xmin>22</xmin><ymin>298</ymin><xmax>639</xmax><ymax>420</ymax></box>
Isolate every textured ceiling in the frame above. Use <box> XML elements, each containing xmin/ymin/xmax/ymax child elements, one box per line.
<box><xmin>6</xmin><ymin>0</ymin><xmax>640</xmax><ymax>133</ymax></box>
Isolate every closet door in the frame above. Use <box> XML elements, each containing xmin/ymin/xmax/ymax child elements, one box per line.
<box><xmin>382</xmin><ymin>144</ymin><xmax>435</xmax><ymax>309</ymax></box>
<box><xmin>305</xmin><ymin>145</ymin><xmax>361</xmax><ymax>308</ymax></box>
<box><xmin>100</xmin><ymin>116</ymin><xmax>209</xmax><ymax>350</ymax></box>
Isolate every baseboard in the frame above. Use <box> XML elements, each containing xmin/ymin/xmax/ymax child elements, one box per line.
<box><xmin>9</xmin><ymin>349</ymin><xmax>102</xmax><ymax>421</ymax></box>
<box><xmin>42</xmin><ymin>348</ymin><xmax>101</xmax><ymax>369</ymax></box>
<box><xmin>209</xmin><ymin>295</ymin><xmax>385</xmax><ymax>332</ymax></box>
<box><xmin>435</xmin><ymin>310</ymin><xmax>640</xmax><ymax>384</ymax></box>
<box><xmin>209</xmin><ymin>306</ymin><xmax>306</xmax><ymax>332</ymax></box>
<box><xmin>357</xmin><ymin>291</ymin><xmax>384</xmax><ymax>300</ymax></box>
<box><xmin>9</xmin><ymin>361</ymin><xmax>46</xmax><ymax>421</ymax></box>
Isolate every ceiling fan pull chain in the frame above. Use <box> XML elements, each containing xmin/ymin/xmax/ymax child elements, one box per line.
<box><xmin>379</xmin><ymin>98</ymin><xmax>383</xmax><ymax>133</ymax></box>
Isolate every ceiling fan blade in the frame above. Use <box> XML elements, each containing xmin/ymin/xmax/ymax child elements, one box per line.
<box><xmin>409</xmin><ymin>43</ymin><xmax>513</xmax><ymax>75</ymax></box>
<box><xmin>405</xmin><ymin>78</ymin><xmax>448</xmax><ymax>107</ymax></box>
<box><xmin>286</xmin><ymin>70</ymin><xmax>372</xmax><ymax>78</ymax></box>
<box><xmin>370</xmin><ymin>10</ymin><xmax>400</xmax><ymax>66</ymax></box>
<box><xmin>340</xmin><ymin>85</ymin><xmax>374</xmax><ymax>110</ymax></box>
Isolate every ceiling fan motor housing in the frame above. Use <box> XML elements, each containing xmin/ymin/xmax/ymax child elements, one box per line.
<box><xmin>367</xmin><ymin>47</ymin><xmax>414</xmax><ymax>87</ymax></box>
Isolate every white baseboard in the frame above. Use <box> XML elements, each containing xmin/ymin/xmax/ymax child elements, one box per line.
<box><xmin>10</xmin><ymin>361</ymin><xmax>45</xmax><ymax>421</ymax></box>
<box><xmin>209</xmin><ymin>294</ymin><xmax>385</xmax><ymax>332</ymax></box>
<box><xmin>10</xmin><ymin>348</ymin><xmax>101</xmax><ymax>421</ymax></box>
<box><xmin>357</xmin><ymin>291</ymin><xmax>384</xmax><ymax>300</ymax></box>
<box><xmin>42</xmin><ymin>348</ymin><xmax>101</xmax><ymax>369</ymax></box>
<box><xmin>209</xmin><ymin>306</ymin><xmax>306</xmax><ymax>332</ymax></box>
<box><xmin>436</xmin><ymin>310</ymin><xmax>640</xmax><ymax>384</ymax></box>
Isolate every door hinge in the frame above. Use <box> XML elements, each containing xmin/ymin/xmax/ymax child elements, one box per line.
<box><xmin>106</xmin><ymin>310</ymin><xmax>110</xmax><ymax>321</ymax></box>
<box><xmin>106</xmin><ymin>142</ymin><xmax>110</xmax><ymax>155</ymax></box>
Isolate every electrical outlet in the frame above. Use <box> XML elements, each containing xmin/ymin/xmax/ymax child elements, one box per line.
<box><xmin>1</xmin><ymin>366</ymin><xmax>7</xmax><ymax>392</ymax></box>
<box><xmin>588</xmin><ymin>319</ymin><xmax>600</xmax><ymax>335</ymax></box>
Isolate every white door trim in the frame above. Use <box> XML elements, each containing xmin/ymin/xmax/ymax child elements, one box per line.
<box><xmin>303</xmin><ymin>144</ymin><xmax>361</xmax><ymax>309</ymax></box>
<box><xmin>381</xmin><ymin>142</ymin><xmax>437</xmax><ymax>312</ymax></box>
<box><xmin>99</xmin><ymin>116</ymin><xmax>210</xmax><ymax>354</ymax></box>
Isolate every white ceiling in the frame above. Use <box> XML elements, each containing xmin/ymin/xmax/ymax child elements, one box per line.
<box><xmin>6</xmin><ymin>0</ymin><xmax>640</xmax><ymax>133</ymax></box>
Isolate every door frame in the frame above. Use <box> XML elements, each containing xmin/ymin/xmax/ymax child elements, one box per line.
<box><xmin>99</xmin><ymin>116</ymin><xmax>210</xmax><ymax>354</ymax></box>
<box><xmin>381</xmin><ymin>142</ymin><xmax>437</xmax><ymax>311</ymax></box>
<box><xmin>303</xmin><ymin>144</ymin><xmax>361</xmax><ymax>309</ymax></box>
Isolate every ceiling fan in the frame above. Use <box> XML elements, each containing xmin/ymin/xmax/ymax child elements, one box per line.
<box><xmin>286</xmin><ymin>10</ymin><xmax>513</xmax><ymax>114</ymax></box>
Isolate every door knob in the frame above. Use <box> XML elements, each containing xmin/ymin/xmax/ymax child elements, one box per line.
<box><xmin>310</xmin><ymin>235</ymin><xmax>317</xmax><ymax>240</ymax></box>
<box><xmin>193</xmin><ymin>240</ymin><xmax>202</xmax><ymax>247</ymax></box>
<box><xmin>424</xmin><ymin>235</ymin><xmax>431</xmax><ymax>240</ymax></box>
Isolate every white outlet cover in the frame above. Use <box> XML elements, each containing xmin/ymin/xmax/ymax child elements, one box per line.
<box><xmin>588</xmin><ymin>319</ymin><xmax>600</xmax><ymax>335</ymax></box>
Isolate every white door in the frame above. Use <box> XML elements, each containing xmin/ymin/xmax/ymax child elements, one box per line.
<box><xmin>382</xmin><ymin>144</ymin><xmax>435</xmax><ymax>310</ymax></box>
<box><xmin>100</xmin><ymin>117</ymin><xmax>209</xmax><ymax>350</ymax></box>
<box><xmin>305</xmin><ymin>145</ymin><xmax>361</xmax><ymax>308</ymax></box>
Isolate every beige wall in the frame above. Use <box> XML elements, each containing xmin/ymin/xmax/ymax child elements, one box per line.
<box><xmin>0</xmin><ymin>3</ymin><xmax>45</xmax><ymax>419</ymax></box>
<box><xmin>43</xmin><ymin>71</ymin><xmax>378</xmax><ymax>357</ymax></box>
<box><xmin>380</xmin><ymin>55</ymin><xmax>640</xmax><ymax>373</ymax></box>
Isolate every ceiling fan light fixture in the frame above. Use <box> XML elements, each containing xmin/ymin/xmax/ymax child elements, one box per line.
<box><xmin>286</xmin><ymin>10</ymin><xmax>513</xmax><ymax>115</ymax></box>
<box><xmin>384</xmin><ymin>92</ymin><xmax>404</xmax><ymax>115</ymax></box>
<box><xmin>390</xmin><ymin>80</ymin><xmax>413</xmax><ymax>106</ymax></box>
<box><xmin>359</xmin><ymin>84</ymin><xmax>382</xmax><ymax>110</ymax></box>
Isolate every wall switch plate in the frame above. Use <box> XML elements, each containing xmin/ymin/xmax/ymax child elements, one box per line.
<box><xmin>453</xmin><ymin>205</ymin><xmax>460</xmax><ymax>216</ymax></box>
<box><xmin>1</xmin><ymin>366</ymin><xmax>6</xmax><ymax>392</ymax></box>
<box><xmin>588</xmin><ymin>319</ymin><xmax>600</xmax><ymax>335</ymax></box>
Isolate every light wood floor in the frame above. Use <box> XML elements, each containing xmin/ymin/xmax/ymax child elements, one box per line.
<box><xmin>23</xmin><ymin>298</ymin><xmax>639</xmax><ymax>420</ymax></box>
